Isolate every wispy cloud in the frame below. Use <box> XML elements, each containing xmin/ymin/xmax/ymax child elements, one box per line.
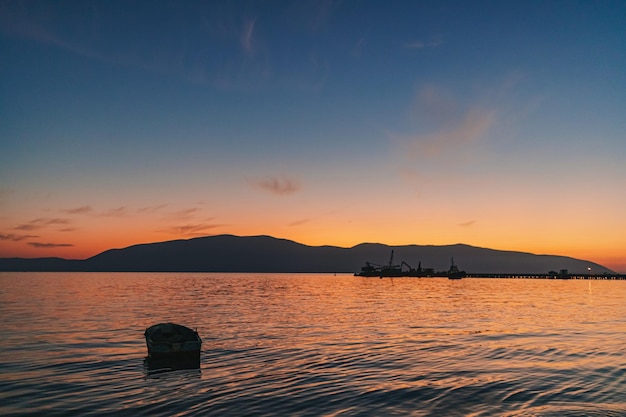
<box><xmin>413</xmin><ymin>85</ymin><xmax>458</xmax><ymax>123</ymax></box>
<box><xmin>28</xmin><ymin>242</ymin><xmax>74</xmax><ymax>248</ymax></box>
<box><xmin>287</xmin><ymin>0</ymin><xmax>340</xmax><ymax>32</ymax></box>
<box><xmin>209</xmin><ymin>12</ymin><xmax>271</xmax><ymax>91</ymax></box>
<box><xmin>160</xmin><ymin>222</ymin><xmax>226</xmax><ymax>237</ymax></box>
<box><xmin>137</xmin><ymin>204</ymin><xmax>168</xmax><ymax>214</ymax></box>
<box><xmin>351</xmin><ymin>36</ymin><xmax>366</xmax><ymax>57</ymax></box>
<box><xmin>390</xmin><ymin>84</ymin><xmax>499</xmax><ymax>191</ymax></box>
<box><xmin>252</xmin><ymin>175</ymin><xmax>301</xmax><ymax>196</ymax></box>
<box><xmin>0</xmin><ymin>2</ymin><xmax>244</xmax><ymax>90</ymax></box>
<box><xmin>404</xmin><ymin>36</ymin><xmax>443</xmax><ymax>49</ymax></box>
<box><xmin>392</xmin><ymin>84</ymin><xmax>496</xmax><ymax>159</ymax></box>
<box><xmin>14</xmin><ymin>218</ymin><xmax>71</xmax><ymax>231</ymax></box>
<box><xmin>0</xmin><ymin>2</ymin><xmax>120</xmax><ymax>66</ymax></box>
<box><xmin>458</xmin><ymin>220</ymin><xmax>476</xmax><ymax>227</ymax></box>
<box><xmin>289</xmin><ymin>219</ymin><xmax>310</xmax><ymax>226</ymax></box>
<box><xmin>161</xmin><ymin>207</ymin><xmax>206</xmax><ymax>224</ymax></box>
<box><xmin>0</xmin><ymin>233</ymin><xmax>39</xmax><ymax>241</ymax></box>
<box><xmin>169</xmin><ymin>208</ymin><xmax>202</xmax><ymax>219</ymax></box>
<box><xmin>61</xmin><ymin>204</ymin><xmax>168</xmax><ymax>217</ymax></box>
<box><xmin>403</xmin><ymin>108</ymin><xmax>495</xmax><ymax>157</ymax></box>
<box><xmin>61</xmin><ymin>205</ymin><xmax>93</xmax><ymax>215</ymax></box>
<box><xmin>240</xmin><ymin>17</ymin><xmax>257</xmax><ymax>55</ymax></box>
<box><xmin>100</xmin><ymin>206</ymin><xmax>130</xmax><ymax>217</ymax></box>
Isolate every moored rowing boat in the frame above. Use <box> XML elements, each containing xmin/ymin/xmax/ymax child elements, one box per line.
<box><xmin>144</xmin><ymin>323</ymin><xmax>202</xmax><ymax>359</ymax></box>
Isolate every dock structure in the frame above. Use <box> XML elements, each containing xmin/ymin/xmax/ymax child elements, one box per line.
<box><xmin>465</xmin><ymin>273</ymin><xmax>626</xmax><ymax>280</ymax></box>
<box><xmin>356</xmin><ymin>252</ymin><xmax>625</xmax><ymax>280</ymax></box>
<box><xmin>356</xmin><ymin>251</ymin><xmax>466</xmax><ymax>278</ymax></box>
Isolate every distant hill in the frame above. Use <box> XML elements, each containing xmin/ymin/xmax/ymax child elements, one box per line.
<box><xmin>0</xmin><ymin>234</ymin><xmax>614</xmax><ymax>274</ymax></box>
<box><xmin>0</xmin><ymin>257</ymin><xmax>83</xmax><ymax>272</ymax></box>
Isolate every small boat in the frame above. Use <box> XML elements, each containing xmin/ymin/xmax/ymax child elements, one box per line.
<box><xmin>447</xmin><ymin>257</ymin><xmax>466</xmax><ymax>279</ymax></box>
<box><xmin>144</xmin><ymin>323</ymin><xmax>202</xmax><ymax>359</ymax></box>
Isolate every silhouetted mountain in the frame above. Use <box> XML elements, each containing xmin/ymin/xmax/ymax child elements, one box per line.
<box><xmin>0</xmin><ymin>257</ymin><xmax>82</xmax><ymax>272</ymax></box>
<box><xmin>0</xmin><ymin>234</ymin><xmax>614</xmax><ymax>273</ymax></box>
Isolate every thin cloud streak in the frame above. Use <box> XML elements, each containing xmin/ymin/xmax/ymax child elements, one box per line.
<box><xmin>396</xmin><ymin>84</ymin><xmax>496</xmax><ymax>159</ymax></box>
<box><xmin>161</xmin><ymin>222</ymin><xmax>227</xmax><ymax>237</ymax></box>
<box><xmin>459</xmin><ymin>220</ymin><xmax>476</xmax><ymax>227</ymax></box>
<box><xmin>351</xmin><ymin>37</ymin><xmax>366</xmax><ymax>57</ymax></box>
<box><xmin>62</xmin><ymin>206</ymin><xmax>93</xmax><ymax>215</ymax></box>
<box><xmin>0</xmin><ymin>233</ymin><xmax>39</xmax><ymax>241</ymax></box>
<box><xmin>240</xmin><ymin>17</ymin><xmax>257</xmax><ymax>55</ymax></box>
<box><xmin>252</xmin><ymin>175</ymin><xmax>301</xmax><ymax>196</ymax></box>
<box><xmin>137</xmin><ymin>204</ymin><xmax>169</xmax><ymax>214</ymax></box>
<box><xmin>14</xmin><ymin>218</ymin><xmax>71</xmax><ymax>231</ymax></box>
<box><xmin>413</xmin><ymin>85</ymin><xmax>459</xmax><ymax>124</ymax></box>
<box><xmin>401</xmin><ymin>108</ymin><xmax>495</xmax><ymax>158</ymax></box>
<box><xmin>168</xmin><ymin>208</ymin><xmax>202</xmax><ymax>219</ymax></box>
<box><xmin>61</xmin><ymin>204</ymin><xmax>168</xmax><ymax>217</ymax></box>
<box><xmin>404</xmin><ymin>36</ymin><xmax>443</xmax><ymax>49</ymax></box>
<box><xmin>0</xmin><ymin>2</ymin><xmax>126</xmax><ymax>68</ymax></box>
<box><xmin>28</xmin><ymin>242</ymin><xmax>74</xmax><ymax>248</ymax></box>
<box><xmin>0</xmin><ymin>3</ymin><xmax>265</xmax><ymax>91</ymax></box>
<box><xmin>99</xmin><ymin>207</ymin><xmax>130</xmax><ymax>217</ymax></box>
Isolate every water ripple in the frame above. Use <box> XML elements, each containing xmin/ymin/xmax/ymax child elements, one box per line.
<box><xmin>1</xmin><ymin>273</ymin><xmax>625</xmax><ymax>416</ymax></box>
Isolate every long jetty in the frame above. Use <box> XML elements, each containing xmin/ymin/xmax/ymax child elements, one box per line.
<box><xmin>466</xmin><ymin>273</ymin><xmax>626</xmax><ymax>280</ymax></box>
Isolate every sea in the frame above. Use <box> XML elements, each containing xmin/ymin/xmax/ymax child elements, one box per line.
<box><xmin>0</xmin><ymin>272</ymin><xmax>625</xmax><ymax>416</ymax></box>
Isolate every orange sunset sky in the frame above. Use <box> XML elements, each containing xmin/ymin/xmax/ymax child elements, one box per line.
<box><xmin>1</xmin><ymin>1</ymin><xmax>625</xmax><ymax>272</ymax></box>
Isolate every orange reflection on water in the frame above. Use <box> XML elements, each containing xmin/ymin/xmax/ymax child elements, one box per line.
<box><xmin>2</xmin><ymin>272</ymin><xmax>626</xmax><ymax>415</ymax></box>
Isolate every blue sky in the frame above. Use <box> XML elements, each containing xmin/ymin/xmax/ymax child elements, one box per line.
<box><xmin>1</xmin><ymin>0</ymin><xmax>625</xmax><ymax>271</ymax></box>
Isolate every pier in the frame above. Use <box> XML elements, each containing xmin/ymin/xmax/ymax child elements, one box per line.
<box><xmin>465</xmin><ymin>273</ymin><xmax>626</xmax><ymax>280</ymax></box>
<box><xmin>356</xmin><ymin>252</ymin><xmax>625</xmax><ymax>280</ymax></box>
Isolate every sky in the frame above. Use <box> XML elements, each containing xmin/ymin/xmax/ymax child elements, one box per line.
<box><xmin>1</xmin><ymin>0</ymin><xmax>625</xmax><ymax>272</ymax></box>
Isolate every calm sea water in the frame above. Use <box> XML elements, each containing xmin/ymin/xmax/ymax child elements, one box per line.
<box><xmin>0</xmin><ymin>272</ymin><xmax>625</xmax><ymax>416</ymax></box>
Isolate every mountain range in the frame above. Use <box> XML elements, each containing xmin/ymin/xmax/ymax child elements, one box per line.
<box><xmin>0</xmin><ymin>234</ymin><xmax>613</xmax><ymax>274</ymax></box>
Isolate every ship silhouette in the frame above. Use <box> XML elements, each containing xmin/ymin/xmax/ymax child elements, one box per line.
<box><xmin>355</xmin><ymin>251</ymin><xmax>466</xmax><ymax>278</ymax></box>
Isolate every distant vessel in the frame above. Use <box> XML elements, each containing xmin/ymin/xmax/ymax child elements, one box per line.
<box><xmin>355</xmin><ymin>251</ymin><xmax>462</xmax><ymax>278</ymax></box>
<box><xmin>355</xmin><ymin>250</ymin><xmax>435</xmax><ymax>277</ymax></box>
<box><xmin>447</xmin><ymin>257</ymin><xmax>466</xmax><ymax>279</ymax></box>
